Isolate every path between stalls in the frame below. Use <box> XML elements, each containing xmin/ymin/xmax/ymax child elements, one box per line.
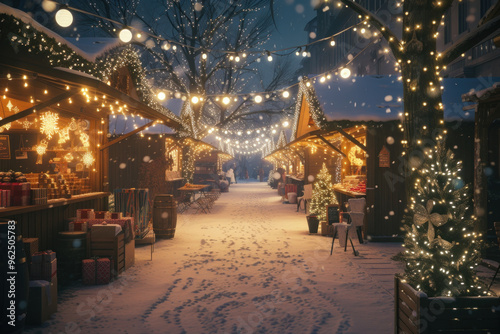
<box><xmin>30</xmin><ymin>182</ymin><xmax>404</xmax><ymax>334</ymax></box>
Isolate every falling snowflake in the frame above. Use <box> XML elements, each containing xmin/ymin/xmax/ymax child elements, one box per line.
<box><xmin>82</xmin><ymin>151</ymin><xmax>95</xmax><ymax>167</ymax></box>
<box><xmin>40</xmin><ymin>111</ymin><xmax>59</xmax><ymax>139</ymax></box>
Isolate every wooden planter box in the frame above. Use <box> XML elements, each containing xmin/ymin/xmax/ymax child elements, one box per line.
<box><xmin>394</xmin><ymin>275</ymin><xmax>500</xmax><ymax>333</ymax></box>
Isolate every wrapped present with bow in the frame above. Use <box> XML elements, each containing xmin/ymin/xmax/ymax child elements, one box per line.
<box><xmin>30</xmin><ymin>251</ymin><xmax>57</xmax><ymax>281</ymax></box>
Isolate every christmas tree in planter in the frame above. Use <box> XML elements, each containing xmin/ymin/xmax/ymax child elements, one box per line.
<box><xmin>401</xmin><ymin>140</ymin><xmax>488</xmax><ymax>297</ymax></box>
<box><xmin>309</xmin><ymin>163</ymin><xmax>338</xmax><ymax>223</ymax></box>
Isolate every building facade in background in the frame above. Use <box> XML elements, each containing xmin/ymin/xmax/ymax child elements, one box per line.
<box><xmin>301</xmin><ymin>0</ymin><xmax>499</xmax><ymax>78</ymax></box>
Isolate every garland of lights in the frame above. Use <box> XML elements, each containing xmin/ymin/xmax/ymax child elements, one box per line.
<box><xmin>50</xmin><ymin>2</ymin><xmax>371</xmax><ymax>63</ymax></box>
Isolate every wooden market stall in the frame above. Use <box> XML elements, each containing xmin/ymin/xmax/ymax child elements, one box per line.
<box><xmin>266</xmin><ymin>77</ymin><xmax>405</xmax><ymax>239</ymax></box>
<box><xmin>164</xmin><ymin>135</ymin><xmax>232</xmax><ymax>196</ymax></box>
<box><xmin>0</xmin><ymin>7</ymin><xmax>181</xmax><ymax>250</ymax></box>
<box><xmin>267</xmin><ymin>75</ymin><xmax>488</xmax><ymax>238</ymax></box>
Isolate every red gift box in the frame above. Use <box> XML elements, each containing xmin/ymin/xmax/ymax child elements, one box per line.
<box><xmin>82</xmin><ymin>259</ymin><xmax>96</xmax><ymax>285</ymax></box>
<box><xmin>42</xmin><ymin>259</ymin><xmax>57</xmax><ymax>281</ymax></box>
<box><xmin>30</xmin><ymin>251</ymin><xmax>57</xmax><ymax>281</ymax></box>
<box><xmin>69</xmin><ymin>221</ymin><xmax>88</xmax><ymax>232</ymax></box>
<box><xmin>94</xmin><ymin>211</ymin><xmax>111</xmax><ymax>219</ymax></box>
<box><xmin>1</xmin><ymin>189</ymin><xmax>11</xmax><ymax>207</ymax></box>
<box><xmin>110</xmin><ymin>212</ymin><xmax>122</xmax><ymax>219</ymax></box>
<box><xmin>96</xmin><ymin>258</ymin><xmax>111</xmax><ymax>284</ymax></box>
<box><xmin>76</xmin><ymin>209</ymin><xmax>94</xmax><ymax>220</ymax></box>
<box><xmin>0</xmin><ymin>182</ymin><xmax>30</xmax><ymax>206</ymax></box>
<box><xmin>82</xmin><ymin>258</ymin><xmax>111</xmax><ymax>285</ymax></box>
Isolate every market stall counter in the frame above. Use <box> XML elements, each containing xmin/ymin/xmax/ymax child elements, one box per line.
<box><xmin>0</xmin><ymin>192</ymin><xmax>110</xmax><ymax>251</ymax></box>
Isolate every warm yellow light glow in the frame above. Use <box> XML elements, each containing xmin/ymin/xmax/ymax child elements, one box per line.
<box><xmin>55</xmin><ymin>9</ymin><xmax>73</xmax><ymax>27</ymax></box>
<box><xmin>340</xmin><ymin>68</ymin><xmax>351</xmax><ymax>79</ymax></box>
<box><xmin>119</xmin><ymin>28</ymin><xmax>133</xmax><ymax>43</ymax></box>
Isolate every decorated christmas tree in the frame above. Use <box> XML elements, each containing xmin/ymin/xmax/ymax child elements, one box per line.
<box><xmin>309</xmin><ymin>163</ymin><xmax>337</xmax><ymax>222</ymax></box>
<box><xmin>402</xmin><ymin>140</ymin><xmax>487</xmax><ymax>297</ymax></box>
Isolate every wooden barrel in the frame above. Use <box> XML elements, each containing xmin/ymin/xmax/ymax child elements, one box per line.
<box><xmin>0</xmin><ymin>219</ymin><xmax>29</xmax><ymax>334</ymax></box>
<box><xmin>153</xmin><ymin>194</ymin><xmax>177</xmax><ymax>239</ymax></box>
<box><xmin>57</xmin><ymin>231</ymin><xmax>87</xmax><ymax>286</ymax></box>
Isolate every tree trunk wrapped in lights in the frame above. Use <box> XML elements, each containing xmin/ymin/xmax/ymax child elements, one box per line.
<box><xmin>309</xmin><ymin>163</ymin><xmax>338</xmax><ymax>222</ymax></box>
<box><xmin>401</xmin><ymin>140</ymin><xmax>487</xmax><ymax>297</ymax></box>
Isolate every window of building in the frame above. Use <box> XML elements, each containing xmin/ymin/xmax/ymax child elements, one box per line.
<box><xmin>444</xmin><ymin>11</ymin><xmax>451</xmax><ymax>44</ymax></box>
<box><xmin>480</xmin><ymin>0</ymin><xmax>493</xmax><ymax>17</ymax></box>
<box><xmin>458</xmin><ymin>1</ymin><xmax>468</xmax><ymax>34</ymax></box>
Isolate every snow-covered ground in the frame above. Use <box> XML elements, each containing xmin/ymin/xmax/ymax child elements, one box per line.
<box><xmin>26</xmin><ymin>181</ymin><xmax>497</xmax><ymax>334</ymax></box>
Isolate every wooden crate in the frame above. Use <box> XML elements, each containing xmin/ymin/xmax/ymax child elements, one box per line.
<box><xmin>124</xmin><ymin>240</ymin><xmax>135</xmax><ymax>270</ymax></box>
<box><xmin>89</xmin><ymin>232</ymin><xmax>125</xmax><ymax>275</ymax></box>
<box><xmin>394</xmin><ymin>275</ymin><xmax>500</xmax><ymax>333</ymax></box>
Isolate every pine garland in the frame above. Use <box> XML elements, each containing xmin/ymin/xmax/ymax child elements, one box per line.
<box><xmin>401</xmin><ymin>139</ymin><xmax>487</xmax><ymax>297</ymax></box>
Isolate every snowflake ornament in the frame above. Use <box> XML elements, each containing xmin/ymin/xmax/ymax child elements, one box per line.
<box><xmin>80</xmin><ymin>132</ymin><xmax>90</xmax><ymax>147</ymax></box>
<box><xmin>68</xmin><ymin>117</ymin><xmax>78</xmax><ymax>131</ymax></box>
<box><xmin>40</xmin><ymin>111</ymin><xmax>59</xmax><ymax>139</ymax></box>
<box><xmin>82</xmin><ymin>151</ymin><xmax>95</xmax><ymax>167</ymax></box>
<box><xmin>58</xmin><ymin>127</ymin><xmax>70</xmax><ymax>144</ymax></box>
<box><xmin>22</xmin><ymin>120</ymin><xmax>32</xmax><ymax>130</ymax></box>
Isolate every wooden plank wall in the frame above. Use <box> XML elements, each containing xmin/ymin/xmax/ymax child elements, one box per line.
<box><xmin>366</xmin><ymin>122</ymin><xmax>405</xmax><ymax>237</ymax></box>
<box><xmin>108</xmin><ymin>134</ymin><xmax>165</xmax><ymax>191</ymax></box>
<box><xmin>0</xmin><ymin>197</ymin><xmax>107</xmax><ymax>251</ymax></box>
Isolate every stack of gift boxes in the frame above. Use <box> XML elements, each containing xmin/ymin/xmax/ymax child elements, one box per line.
<box><xmin>74</xmin><ymin>209</ymin><xmax>136</xmax><ymax>284</ymax></box>
<box><xmin>31</xmin><ymin>188</ymin><xmax>48</xmax><ymax>205</ymax></box>
<box><xmin>56</xmin><ymin>174</ymin><xmax>71</xmax><ymax>199</ymax></box>
<box><xmin>22</xmin><ymin>238</ymin><xmax>58</xmax><ymax>325</ymax></box>
<box><xmin>38</xmin><ymin>173</ymin><xmax>59</xmax><ymax>200</ymax></box>
<box><xmin>0</xmin><ymin>170</ymin><xmax>31</xmax><ymax>206</ymax></box>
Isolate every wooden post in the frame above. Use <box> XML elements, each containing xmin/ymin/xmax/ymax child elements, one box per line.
<box><xmin>474</xmin><ymin>104</ymin><xmax>488</xmax><ymax>235</ymax></box>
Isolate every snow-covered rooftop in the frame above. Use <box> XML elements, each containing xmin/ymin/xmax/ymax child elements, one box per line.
<box><xmin>0</xmin><ymin>3</ymin><xmax>95</xmax><ymax>62</ymax></box>
<box><xmin>65</xmin><ymin>37</ymin><xmax>123</xmax><ymax>62</ymax></box>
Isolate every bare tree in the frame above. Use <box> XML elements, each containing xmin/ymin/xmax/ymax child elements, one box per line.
<box><xmin>73</xmin><ymin>0</ymin><xmax>295</xmax><ymax>138</ymax></box>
